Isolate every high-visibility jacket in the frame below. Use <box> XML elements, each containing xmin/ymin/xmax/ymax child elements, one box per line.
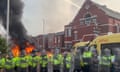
<box><xmin>12</xmin><ymin>57</ymin><xmax>21</xmax><ymax>67</ymax></box>
<box><xmin>52</xmin><ymin>54</ymin><xmax>63</xmax><ymax>65</ymax></box>
<box><xmin>65</xmin><ymin>54</ymin><xmax>72</xmax><ymax>69</ymax></box>
<box><xmin>0</xmin><ymin>58</ymin><xmax>5</xmax><ymax>68</ymax></box>
<box><xmin>4</xmin><ymin>58</ymin><xmax>15</xmax><ymax>69</ymax></box>
<box><xmin>19</xmin><ymin>56</ymin><xmax>28</xmax><ymax>68</ymax></box>
<box><xmin>100</xmin><ymin>55</ymin><xmax>115</xmax><ymax>66</ymax></box>
<box><xmin>32</xmin><ymin>56</ymin><xmax>40</xmax><ymax>67</ymax></box>
<box><xmin>40</xmin><ymin>55</ymin><xmax>48</xmax><ymax>67</ymax></box>
<box><xmin>82</xmin><ymin>51</ymin><xmax>92</xmax><ymax>65</ymax></box>
<box><xmin>25</xmin><ymin>55</ymin><xmax>32</xmax><ymax>66</ymax></box>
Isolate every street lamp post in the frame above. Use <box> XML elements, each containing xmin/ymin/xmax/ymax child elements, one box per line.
<box><xmin>6</xmin><ymin>0</ymin><xmax>10</xmax><ymax>46</ymax></box>
<box><xmin>43</xmin><ymin>19</ymin><xmax>45</xmax><ymax>49</ymax></box>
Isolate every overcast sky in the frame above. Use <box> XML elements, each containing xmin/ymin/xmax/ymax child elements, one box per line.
<box><xmin>22</xmin><ymin>0</ymin><xmax>120</xmax><ymax>36</ymax></box>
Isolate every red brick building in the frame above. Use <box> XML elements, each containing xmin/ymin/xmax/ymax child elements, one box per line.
<box><xmin>35</xmin><ymin>32</ymin><xmax>64</xmax><ymax>50</ymax></box>
<box><xmin>35</xmin><ymin>0</ymin><xmax>120</xmax><ymax>50</ymax></box>
<box><xmin>64</xmin><ymin>0</ymin><xmax>120</xmax><ymax>48</ymax></box>
<box><xmin>64</xmin><ymin>24</ymin><xmax>73</xmax><ymax>48</ymax></box>
<box><xmin>54</xmin><ymin>31</ymin><xmax>64</xmax><ymax>48</ymax></box>
<box><xmin>34</xmin><ymin>34</ymin><xmax>48</xmax><ymax>49</ymax></box>
<box><xmin>47</xmin><ymin>33</ymin><xmax>55</xmax><ymax>49</ymax></box>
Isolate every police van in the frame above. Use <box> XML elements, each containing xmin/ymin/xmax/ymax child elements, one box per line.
<box><xmin>73</xmin><ymin>42</ymin><xmax>89</xmax><ymax>55</ymax></box>
<box><xmin>89</xmin><ymin>33</ymin><xmax>120</xmax><ymax>55</ymax></box>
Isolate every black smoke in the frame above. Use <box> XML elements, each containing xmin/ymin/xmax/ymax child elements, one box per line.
<box><xmin>0</xmin><ymin>0</ymin><xmax>27</xmax><ymax>49</ymax></box>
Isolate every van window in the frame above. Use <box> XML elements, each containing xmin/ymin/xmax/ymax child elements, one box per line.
<box><xmin>101</xmin><ymin>43</ymin><xmax>120</xmax><ymax>55</ymax></box>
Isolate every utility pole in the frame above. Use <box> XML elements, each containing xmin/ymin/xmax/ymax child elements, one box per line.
<box><xmin>6</xmin><ymin>0</ymin><xmax>10</xmax><ymax>50</ymax></box>
<box><xmin>43</xmin><ymin>19</ymin><xmax>45</xmax><ymax>49</ymax></box>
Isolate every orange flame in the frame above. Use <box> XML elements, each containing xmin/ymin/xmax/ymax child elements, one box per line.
<box><xmin>12</xmin><ymin>45</ymin><xmax>20</xmax><ymax>57</ymax></box>
<box><xmin>47</xmin><ymin>51</ymin><xmax>53</xmax><ymax>58</ymax></box>
<box><xmin>25</xmin><ymin>42</ymin><xmax>35</xmax><ymax>55</ymax></box>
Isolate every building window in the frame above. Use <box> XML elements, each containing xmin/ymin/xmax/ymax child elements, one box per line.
<box><xmin>65</xmin><ymin>29</ymin><xmax>68</xmax><ymax>37</ymax></box>
<box><xmin>68</xmin><ymin>29</ymin><xmax>72</xmax><ymax>37</ymax></box>
<box><xmin>55</xmin><ymin>37</ymin><xmax>57</xmax><ymax>43</ymax></box>
<box><xmin>93</xmin><ymin>18</ymin><xmax>97</xmax><ymax>24</ymax></box>
<box><xmin>74</xmin><ymin>31</ymin><xmax>78</xmax><ymax>40</ymax></box>
<box><xmin>68</xmin><ymin>43</ymin><xmax>72</xmax><ymax>48</ymax></box>
<box><xmin>85</xmin><ymin>14</ymin><xmax>91</xmax><ymax>25</ymax></box>
<box><xmin>58</xmin><ymin>36</ymin><xmax>60</xmax><ymax>43</ymax></box>
<box><xmin>65</xmin><ymin>43</ymin><xmax>72</xmax><ymax>48</ymax></box>
<box><xmin>65</xmin><ymin>44</ymin><xmax>67</xmax><ymax>48</ymax></box>
<box><xmin>80</xmin><ymin>19</ymin><xmax>84</xmax><ymax>24</ymax></box>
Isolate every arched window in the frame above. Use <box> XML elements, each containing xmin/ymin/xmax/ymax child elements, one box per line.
<box><xmin>85</xmin><ymin>13</ymin><xmax>91</xmax><ymax>25</ymax></box>
<box><xmin>85</xmin><ymin>14</ymin><xmax>91</xmax><ymax>18</ymax></box>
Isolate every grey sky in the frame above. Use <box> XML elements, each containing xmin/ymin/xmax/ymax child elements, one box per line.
<box><xmin>22</xmin><ymin>0</ymin><xmax>120</xmax><ymax>36</ymax></box>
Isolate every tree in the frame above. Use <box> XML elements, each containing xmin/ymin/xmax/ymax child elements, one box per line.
<box><xmin>0</xmin><ymin>36</ymin><xmax>8</xmax><ymax>57</ymax></box>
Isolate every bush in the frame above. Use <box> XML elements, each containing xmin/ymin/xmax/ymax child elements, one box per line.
<box><xmin>0</xmin><ymin>36</ymin><xmax>8</xmax><ymax>57</ymax></box>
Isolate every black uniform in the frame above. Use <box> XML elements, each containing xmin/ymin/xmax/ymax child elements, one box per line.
<box><xmin>91</xmin><ymin>54</ymin><xmax>99</xmax><ymax>72</ymax></box>
<box><xmin>73</xmin><ymin>54</ymin><xmax>81</xmax><ymax>72</ymax></box>
<box><xmin>114</xmin><ymin>56</ymin><xmax>120</xmax><ymax>72</ymax></box>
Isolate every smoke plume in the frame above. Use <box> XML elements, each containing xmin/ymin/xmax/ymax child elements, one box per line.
<box><xmin>39</xmin><ymin>0</ymin><xmax>84</xmax><ymax>34</ymax></box>
<box><xmin>0</xmin><ymin>0</ymin><xmax>27</xmax><ymax>49</ymax></box>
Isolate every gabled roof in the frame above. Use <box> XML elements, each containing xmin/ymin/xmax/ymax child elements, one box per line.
<box><xmin>92</xmin><ymin>1</ymin><xmax>120</xmax><ymax>20</ymax></box>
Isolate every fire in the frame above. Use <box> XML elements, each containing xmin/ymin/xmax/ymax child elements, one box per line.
<box><xmin>12</xmin><ymin>44</ymin><xmax>20</xmax><ymax>57</ymax></box>
<box><xmin>47</xmin><ymin>52</ymin><xmax>53</xmax><ymax>58</ymax></box>
<box><xmin>25</xmin><ymin>42</ymin><xmax>35</xmax><ymax>55</ymax></box>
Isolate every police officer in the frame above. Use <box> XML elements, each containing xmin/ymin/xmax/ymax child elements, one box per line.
<box><xmin>52</xmin><ymin>48</ymin><xmax>63</xmax><ymax>72</ymax></box>
<box><xmin>31</xmin><ymin>50</ymin><xmax>40</xmax><ymax>72</ymax></box>
<box><xmin>82</xmin><ymin>47</ymin><xmax>92</xmax><ymax>72</ymax></box>
<box><xmin>12</xmin><ymin>54</ymin><xmax>21</xmax><ymax>72</ymax></box>
<box><xmin>19</xmin><ymin>50</ymin><xmax>28</xmax><ymax>72</ymax></box>
<box><xmin>40</xmin><ymin>49</ymin><xmax>48</xmax><ymax>72</ymax></box>
<box><xmin>113</xmin><ymin>48</ymin><xmax>120</xmax><ymax>72</ymax></box>
<box><xmin>73</xmin><ymin>48</ymin><xmax>82</xmax><ymax>72</ymax></box>
<box><xmin>25</xmin><ymin>53</ymin><xmax>32</xmax><ymax>72</ymax></box>
<box><xmin>91</xmin><ymin>47</ymin><xmax>99</xmax><ymax>72</ymax></box>
<box><xmin>63</xmin><ymin>52</ymin><xmax>72</xmax><ymax>72</ymax></box>
<box><xmin>25</xmin><ymin>42</ymin><xmax>34</xmax><ymax>72</ymax></box>
<box><xmin>100</xmin><ymin>48</ymin><xmax>114</xmax><ymax>72</ymax></box>
<box><xmin>4</xmin><ymin>54</ymin><xmax>15</xmax><ymax>72</ymax></box>
<box><xmin>0</xmin><ymin>55</ymin><xmax>6</xmax><ymax>72</ymax></box>
<box><xmin>63</xmin><ymin>52</ymin><xmax>67</xmax><ymax>72</ymax></box>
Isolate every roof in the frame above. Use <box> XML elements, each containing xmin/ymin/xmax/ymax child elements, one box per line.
<box><xmin>91</xmin><ymin>33</ymin><xmax>120</xmax><ymax>44</ymax></box>
<box><xmin>73</xmin><ymin>42</ymin><xmax>89</xmax><ymax>48</ymax></box>
<box><xmin>55</xmin><ymin>31</ymin><xmax>64</xmax><ymax>36</ymax></box>
<box><xmin>93</xmin><ymin>1</ymin><xmax>120</xmax><ymax>20</ymax></box>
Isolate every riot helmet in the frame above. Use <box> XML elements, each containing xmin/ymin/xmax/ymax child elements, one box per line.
<box><xmin>21</xmin><ymin>50</ymin><xmax>26</xmax><ymax>57</ymax></box>
<box><xmin>84</xmin><ymin>46</ymin><xmax>89</xmax><ymax>51</ymax></box>
<box><xmin>115</xmin><ymin>48</ymin><xmax>120</xmax><ymax>55</ymax></box>
<box><xmin>54</xmin><ymin>48</ymin><xmax>60</xmax><ymax>54</ymax></box>
<box><xmin>104</xmin><ymin>48</ymin><xmax>111</xmax><ymax>56</ymax></box>
<box><xmin>41</xmin><ymin>49</ymin><xmax>46</xmax><ymax>55</ymax></box>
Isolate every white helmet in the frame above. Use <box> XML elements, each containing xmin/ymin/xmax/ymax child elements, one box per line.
<box><xmin>104</xmin><ymin>48</ymin><xmax>110</xmax><ymax>52</ymax></box>
<box><xmin>55</xmin><ymin>48</ymin><xmax>60</xmax><ymax>54</ymax></box>
<box><xmin>104</xmin><ymin>48</ymin><xmax>111</xmax><ymax>56</ymax></box>
<box><xmin>41</xmin><ymin>49</ymin><xmax>46</xmax><ymax>55</ymax></box>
